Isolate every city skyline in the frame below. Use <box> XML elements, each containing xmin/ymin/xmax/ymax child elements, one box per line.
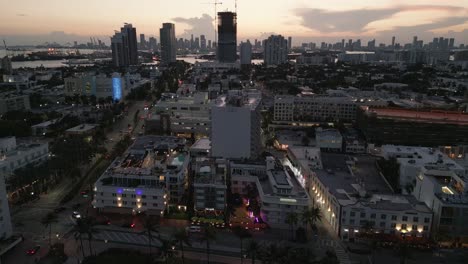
<box><xmin>1</xmin><ymin>0</ymin><xmax>468</xmax><ymax>45</ymax></box>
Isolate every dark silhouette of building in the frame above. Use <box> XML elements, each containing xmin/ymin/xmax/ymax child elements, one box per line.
<box><xmin>111</xmin><ymin>23</ymin><xmax>138</xmax><ymax>67</ymax></box>
<box><xmin>217</xmin><ymin>12</ymin><xmax>237</xmax><ymax>63</ymax></box>
<box><xmin>160</xmin><ymin>23</ymin><xmax>177</xmax><ymax>64</ymax></box>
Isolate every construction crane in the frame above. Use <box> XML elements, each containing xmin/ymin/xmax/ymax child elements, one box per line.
<box><xmin>3</xmin><ymin>39</ymin><xmax>10</xmax><ymax>57</ymax></box>
<box><xmin>202</xmin><ymin>0</ymin><xmax>222</xmax><ymax>46</ymax></box>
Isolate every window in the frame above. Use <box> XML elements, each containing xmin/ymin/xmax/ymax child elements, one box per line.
<box><xmin>412</xmin><ymin>225</ymin><xmax>417</xmax><ymax>231</ymax></box>
<box><xmin>370</xmin><ymin>213</ymin><xmax>376</xmax><ymax>219</ymax></box>
<box><xmin>142</xmin><ymin>195</ymin><xmax>147</xmax><ymax>199</ymax></box>
<box><xmin>360</xmin><ymin>212</ymin><xmax>366</xmax><ymax>218</ymax></box>
<box><xmin>132</xmin><ymin>202</ymin><xmax>136</xmax><ymax>205</ymax></box>
<box><xmin>391</xmin><ymin>215</ymin><xmax>397</xmax><ymax>221</ymax></box>
<box><xmin>131</xmin><ymin>194</ymin><xmax>136</xmax><ymax>198</ymax></box>
<box><xmin>350</xmin><ymin>219</ymin><xmax>355</xmax><ymax>224</ymax></box>
<box><xmin>233</xmin><ymin>181</ymin><xmax>238</xmax><ymax>184</ymax></box>
<box><xmin>112</xmin><ymin>193</ymin><xmax>116</xmax><ymax>197</ymax></box>
<box><xmin>153</xmin><ymin>203</ymin><xmax>158</xmax><ymax>207</ymax></box>
<box><xmin>350</xmin><ymin>211</ymin><xmax>355</xmax><ymax>217</ymax></box>
<box><xmin>401</xmin><ymin>224</ymin><xmax>407</xmax><ymax>229</ymax></box>
<box><xmin>123</xmin><ymin>201</ymin><xmax>128</xmax><ymax>205</ymax></box>
<box><xmin>122</xmin><ymin>194</ymin><xmax>127</xmax><ymax>198</ymax></box>
<box><xmin>380</xmin><ymin>222</ymin><xmax>386</xmax><ymax>227</ymax></box>
<box><xmin>152</xmin><ymin>196</ymin><xmax>158</xmax><ymax>199</ymax></box>
<box><xmin>424</xmin><ymin>217</ymin><xmax>430</xmax><ymax>223</ymax></box>
<box><xmin>402</xmin><ymin>216</ymin><xmax>408</xmax><ymax>221</ymax></box>
<box><xmin>391</xmin><ymin>223</ymin><xmax>396</xmax><ymax>228</ymax></box>
<box><xmin>381</xmin><ymin>214</ymin><xmax>387</xmax><ymax>220</ymax></box>
<box><xmin>142</xmin><ymin>202</ymin><xmax>147</xmax><ymax>206</ymax></box>
<box><xmin>413</xmin><ymin>217</ymin><xmax>419</xmax><ymax>222</ymax></box>
<box><xmin>423</xmin><ymin>225</ymin><xmax>429</xmax><ymax>231</ymax></box>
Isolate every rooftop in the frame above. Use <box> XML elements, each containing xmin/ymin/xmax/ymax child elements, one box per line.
<box><xmin>66</xmin><ymin>123</ymin><xmax>98</xmax><ymax>133</ymax></box>
<box><xmin>214</xmin><ymin>89</ymin><xmax>261</xmax><ymax>110</ymax></box>
<box><xmin>361</xmin><ymin>106</ymin><xmax>468</xmax><ymax>125</ymax></box>
<box><xmin>316</xmin><ymin>153</ymin><xmax>392</xmax><ymax>206</ymax></box>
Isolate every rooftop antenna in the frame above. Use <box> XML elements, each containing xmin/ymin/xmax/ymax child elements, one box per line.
<box><xmin>235</xmin><ymin>0</ymin><xmax>237</xmax><ymax>13</ymax></box>
<box><xmin>202</xmin><ymin>1</ymin><xmax>223</xmax><ymax>46</ymax></box>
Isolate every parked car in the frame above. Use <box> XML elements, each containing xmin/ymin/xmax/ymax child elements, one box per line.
<box><xmin>26</xmin><ymin>245</ymin><xmax>40</xmax><ymax>255</ymax></box>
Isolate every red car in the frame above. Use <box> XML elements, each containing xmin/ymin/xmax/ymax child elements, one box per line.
<box><xmin>26</xmin><ymin>245</ymin><xmax>40</xmax><ymax>255</ymax></box>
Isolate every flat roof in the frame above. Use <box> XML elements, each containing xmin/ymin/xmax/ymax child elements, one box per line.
<box><xmin>361</xmin><ymin>106</ymin><xmax>468</xmax><ymax>125</ymax></box>
<box><xmin>190</xmin><ymin>138</ymin><xmax>211</xmax><ymax>152</ymax></box>
<box><xmin>66</xmin><ymin>123</ymin><xmax>98</xmax><ymax>133</ymax></box>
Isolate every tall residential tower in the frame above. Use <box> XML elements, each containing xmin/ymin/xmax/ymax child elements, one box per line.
<box><xmin>217</xmin><ymin>12</ymin><xmax>237</xmax><ymax>63</ymax></box>
<box><xmin>160</xmin><ymin>23</ymin><xmax>177</xmax><ymax>64</ymax></box>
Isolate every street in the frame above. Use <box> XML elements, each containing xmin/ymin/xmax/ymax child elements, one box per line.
<box><xmin>2</xmin><ymin>100</ymin><xmax>147</xmax><ymax>264</ymax></box>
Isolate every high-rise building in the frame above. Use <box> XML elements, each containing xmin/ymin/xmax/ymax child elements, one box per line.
<box><xmin>160</xmin><ymin>23</ymin><xmax>177</xmax><ymax>64</ymax></box>
<box><xmin>391</xmin><ymin>36</ymin><xmax>396</xmax><ymax>47</ymax></box>
<box><xmin>208</xmin><ymin>40</ymin><xmax>212</xmax><ymax>49</ymax></box>
<box><xmin>217</xmin><ymin>11</ymin><xmax>237</xmax><ymax>63</ymax></box>
<box><xmin>111</xmin><ymin>33</ymin><xmax>126</xmax><ymax>67</ymax></box>
<box><xmin>110</xmin><ymin>23</ymin><xmax>138</xmax><ymax>67</ymax></box>
<box><xmin>1</xmin><ymin>56</ymin><xmax>12</xmax><ymax>74</ymax></box>
<box><xmin>148</xmin><ymin>37</ymin><xmax>157</xmax><ymax>51</ymax></box>
<box><xmin>240</xmin><ymin>41</ymin><xmax>252</xmax><ymax>65</ymax></box>
<box><xmin>121</xmin><ymin>24</ymin><xmax>138</xmax><ymax>65</ymax></box>
<box><xmin>194</xmin><ymin>37</ymin><xmax>200</xmax><ymax>49</ymax></box>
<box><xmin>211</xmin><ymin>90</ymin><xmax>262</xmax><ymax>159</ymax></box>
<box><xmin>263</xmin><ymin>35</ymin><xmax>288</xmax><ymax>66</ymax></box>
<box><xmin>449</xmin><ymin>38</ymin><xmax>455</xmax><ymax>48</ymax></box>
<box><xmin>287</xmin><ymin>36</ymin><xmax>292</xmax><ymax>51</ymax></box>
<box><xmin>200</xmin><ymin>35</ymin><xmax>207</xmax><ymax>51</ymax></box>
<box><xmin>190</xmin><ymin>34</ymin><xmax>194</xmax><ymax>50</ymax></box>
<box><xmin>140</xmin><ymin>34</ymin><xmax>146</xmax><ymax>49</ymax></box>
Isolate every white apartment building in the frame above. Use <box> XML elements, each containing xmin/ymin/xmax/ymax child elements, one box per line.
<box><xmin>413</xmin><ymin>159</ymin><xmax>468</xmax><ymax>239</ymax></box>
<box><xmin>0</xmin><ymin>94</ymin><xmax>31</xmax><ymax>114</ymax></box>
<box><xmin>153</xmin><ymin>92</ymin><xmax>211</xmax><ymax>137</ymax></box>
<box><xmin>211</xmin><ymin>90</ymin><xmax>261</xmax><ymax>159</ymax></box>
<box><xmin>0</xmin><ymin>137</ymin><xmax>49</xmax><ymax>177</ymax></box>
<box><xmin>192</xmin><ymin>157</ymin><xmax>228</xmax><ymax>213</ymax></box>
<box><xmin>93</xmin><ymin>136</ymin><xmax>187</xmax><ymax>215</ymax></box>
<box><xmin>274</xmin><ymin>95</ymin><xmax>387</xmax><ymax>123</ymax></box>
<box><xmin>230</xmin><ymin>156</ymin><xmax>311</xmax><ymax>229</ymax></box>
<box><xmin>287</xmin><ymin>147</ymin><xmax>433</xmax><ymax>239</ymax></box>
<box><xmin>381</xmin><ymin>145</ymin><xmax>466</xmax><ymax>189</ymax></box>
<box><xmin>316</xmin><ymin>128</ymin><xmax>343</xmax><ymax>152</ymax></box>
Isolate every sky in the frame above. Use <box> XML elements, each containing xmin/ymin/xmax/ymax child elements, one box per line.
<box><xmin>1</xmin><ymin>0</ymin><xmax>468</xmax><ymax>46</ymax></box>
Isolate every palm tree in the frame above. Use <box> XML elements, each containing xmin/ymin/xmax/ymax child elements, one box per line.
<box><xmin>246</xmin><ymin>240</ymin><xmax>259</xmax><ymax>264</ymax></box>
<box><xmin>41</xmin><ymin>212</ymin><xmax>58</xmax><ymax>248</ymax></box>
<box><xmin>285</xmin><ymin>212</ymin><xmax>299</xmax><ymax>241</ymax></box>
<box><xmin>174</xmin><ymin>228</ymin><xmax>190</xmax><ymax>264</ymax></box>
<box><xmin>74</xmin><ymin>218</ymin><xmax>87</xmax><ymax>258</ymax></box>
<box><xmin>142</xmin><ymin>215</ymin><xmax>160</xmax><ymax>261</ymax></box>
<box><xmin>83</xmin><ymin>217</ymin><xmax>97</xmax><ymax>257</ymax></box>
<box><xmin>302</xmin><ymin>207</ymin><xmax>322</xmax><ymax>238</ymax></box>
<box><xmin>233</xmin><ymin>226</ymin><xmax>252</xmax><ymax>264</ymax></box>
<box><xmin>201</xmin><ymin>225</ymin><xmax>216</xmax><ymax>264</ymax></box>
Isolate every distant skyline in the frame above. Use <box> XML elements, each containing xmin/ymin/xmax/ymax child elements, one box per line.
<box><xmin>1</xmin><ymin>0</ymin><xmax>468</xmax><ymax>45</ymax></box>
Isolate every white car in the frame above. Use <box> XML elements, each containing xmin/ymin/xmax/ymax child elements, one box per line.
<box><xmin>186</xmin><ymin>226</ymin><xmax>201</xmax><ymax>233</ymax></box>
<box><xmin>72</xmin><ymin>211</ymin><xmax>81</xmax><ymax>219</ymax></box>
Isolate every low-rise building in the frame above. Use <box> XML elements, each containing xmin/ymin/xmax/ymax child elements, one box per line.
<box><xmin>315</xmin><ymin>128</ymin><xmax>343</xmax><ymax>152</ymax></box>
<box><xmin>0</xmin><ymin>94</ymin><xmax>30</xmax><ymax>114</ymax></box>
<box><xmin>0</xmin><ymin>137</ymin><xmax>49</xmax><ymax>178</ymax></box>
<box><xmin>192</xmin><ymin>157</ymin><xmax>228</xmax><ymax>214</ymax></box>
<box><xmin>230</xmin><ymin>156</ymin><xmax>311</xmax><ymax>229</ymax></box>
<box><xmin>65</xmin><ymin>124</ymin><xmax>98</xmax><ymax>136</ymax></box>
<box><xmin>287</xmin><ymin>148</ymin><xmax>433</xmax><ymax>239</ymax></box>
<box><xmin>93</xmin><ymin>136</ymin><xmax>187</xmax><ymax>215</ymax></box>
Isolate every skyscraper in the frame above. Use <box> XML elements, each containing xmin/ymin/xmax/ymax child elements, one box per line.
<box><xmin>263</xmin><ymin>35</ymin><xmax>288</xmax><ymax>66</ymax></box>
<box><xmin>200</xmin><ymin>35</ymin><xmax>207</xmax><ymax>51</ymax></box>
<box><xmin>160</xmin><ymin>23</ymin><xmax>177</xmax><ymax>64</ymax></box>
<box><xmin>288</xmin><ymin>36</ymin><xmax>292</xmax><ymax>51</ymax></box>
<box><xmin>111</xmin><ymin>32</ymin><xmax>125</xmax><ymax>67</ymax></box>
<box><xmin>449</xmin><ymin>38</ymin><xmax>455</xmax><ymax>48</ymax></box>
<box><xmin>148</xmin><ymin>37</ymin><xmax>157</xmax><ymax>51</ymax></box>
<box><xmin>140</xmin><ymin>34</ymin><xmax>146</xmax><ymax>49</ymax></box>
<box><xmin>121</xmin><ymin>24</ymin><xmax>138</xmax><ymax>65</ymax></box>
<box><xmin>111</xmin><ymin>23</ymin><xmax>138</xmax><ymax>67</ymax></box>
<box><xmin>217</xmin><ymin>11</ymin><xmax>237</xmax><ymax>63</ymax></box>
<box><xmin>240</xmin><ymin>41</ymin><xmax>252</xmax><ymax>65</ymax></box>
<box><xmin>391</xmin><ymin>36</ymin><xmax>396</xmax><ymax>47</ymax></box>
